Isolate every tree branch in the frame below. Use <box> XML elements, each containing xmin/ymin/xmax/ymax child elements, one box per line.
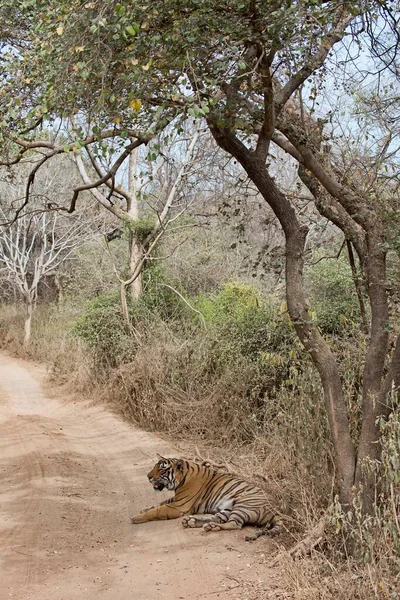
<box><xmin>275</xmin><ymin>11</ymin><xmax>356</xmax><ymax>113</ymax></box>
<box><xmin>64</xmin><ymin>139</ymin><xmax>143</xmax><ymax>214</ymax></box>
<box><xmin>74</xmin><ymin>154</ymin><xmax>128</xmax><ymax>220</ymax></box>
<box><xmin>145</xmin><ymin>130</ymin><xmax>200</xmax><ymax>242</ymax></box>
<box><xmin>254</xmin><ymin>49</ymin><xmax>275</xmax><ymax>161</ymax></box>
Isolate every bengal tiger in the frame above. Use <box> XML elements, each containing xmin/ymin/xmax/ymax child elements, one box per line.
<box><xmin>130</xmin><ymin>456</ymin><xmax>282</xmax><ymax>541</ymax></box>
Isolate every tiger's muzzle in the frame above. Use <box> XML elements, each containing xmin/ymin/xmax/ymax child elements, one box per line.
<box><xmin>148</xmin><ymin>476</ymin><xmax>167</xmax><ymax>491</ymax></box>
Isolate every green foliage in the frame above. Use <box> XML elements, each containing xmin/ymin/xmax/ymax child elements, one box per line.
<box><xmin>194</xmin><ymin>283</ymin><xmax>301</xmax><ymax>398</ymax></box>
<box><xmin>0</xmin><ymin>0</ymin><xmax>360</xmax><ymax>142</ymax></box>
<box><xmin>124</xmin><ymin>216</ymin><xmax>155</xmax><ymax>243</ymax></box>
<box><xmin>307</xmin><ymin>253</ymin><xmax>361</xmax><ymax>334</ymax></box>
<box><xmin>73</xmin><ymin>291</ymin><xmax>136</xmax><ymax>367</ymax></box>
<box><xmin>72</xmin><ymin>262</ymin><xmax>190</xmax><ymax>365</ymax></box>
<box><xmin>197</xmin><ymin>282</ymin><xmax>260</xmax><ymax>323</ymax></box>
<box><xmin>138</xmin><ymin>261</ymin><xmax>188</xmax><ymax>322</ymax></box>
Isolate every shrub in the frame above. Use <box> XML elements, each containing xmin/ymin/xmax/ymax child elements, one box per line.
<box><xmin>73</xmin><ymin>291</ymin><xmax>136</xmax><ymax>367</ymax></box>
<box><xmin>140</xmin><ymin>261</ymin><xmax>191</xmax><ymax>323</ymax></box>
<box><xmin>307</xmin><ymin>253</ymin><xmax>361</xmax><ymax>334</ymax></box>
<box><xmin>72</xmin><ymin>263</ymin><xmax>192</xmax><ymax>367</ymax></box>
<box><xmin>196</xmin><ymin>282</ymin><xmax>299</xmax><ymax>365</ymax></box>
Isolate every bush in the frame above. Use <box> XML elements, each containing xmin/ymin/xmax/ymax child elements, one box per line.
<box><xmin>196</xmin><ymin>281</ymin><xmax>299</xmax><ymax>366</ymax></box>
<box><xmin>73</xmin><ymin>291</ymin><xmax>136</xmax><ymax>367</ymax></box>
<box><xmin>72</xmin><ymin>263</ymin><xmax>192</xmax><ymax>367</ymax></box>
<box><xmin>140</xmin><ymin>261</ymin><xmax>191</xmax><ymax>323</ymax></box>
<box><xmin>307</xmin><ymin>253</ymin><xmax>361</xmax><ymax>334</ymax></box>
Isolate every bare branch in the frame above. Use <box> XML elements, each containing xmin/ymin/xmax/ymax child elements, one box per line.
<box><xmin>146</xmin><ymin>130</ymin><xmax>200</xmax><ymax>241</ymax></box>
<box><xmin>64</xmin><ymin>139</ymin><xmax>143</xmax><ymax>213</ymax></box>
<box><xmin>275</xmin><ymin>11</ymin><xmax>356</xmax><ymax>113</ymax></box>
<box><xmin>74</xmin><ymin>154</ymin><xmax>128</xmax><ymax>221</ymax></box>
<box><xmin>160</xmin><ymin>283</ymin><xmax>207</xmax><ymax>330</ymax></box>
<box><xmin>86</xmin><ymin>145</ymin><xmax>133</xmax><ymax>205</ymax></box>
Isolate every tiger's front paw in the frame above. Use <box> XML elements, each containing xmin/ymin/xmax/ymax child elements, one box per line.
<box><xmin>131</xmin><ymin>515</ymin><xmax>142</xmax><ymax>524</ymax></box>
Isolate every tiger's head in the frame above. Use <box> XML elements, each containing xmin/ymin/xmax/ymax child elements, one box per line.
<box><xmin>147</xmin><ymin>455</ymin><xmax>186</xmax><ymax>492</ymax></box>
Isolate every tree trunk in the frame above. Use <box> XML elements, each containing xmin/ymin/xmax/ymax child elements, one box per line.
<box><xmin>129</xmin><ymin>238</ymin><xmax>143</xmax><ymax>300</ymax></box>
<box><xmin>128</xmin><ymin>148</ymin><xmax>142</xmax><ymax>300</ymax></box>
<box><xmin>295</xmin><ymin>154</ymin><xmax>392</xmax><ymax>512</ymax></box>
<box><xmin>24</xmin><ymin>301</ymin><xmax>33</xmax><ymax>346</ymax></box>
<box><xmin>284</xmin><ymin>225</ymin><xmax>356</xmax><ymax>505</ymax></box>
<box><xmin>346</xmin><ymin>241</ymin><xmax>368</xmax><ymax>334</ymax></box>
<box><xmin>120</xmin><ymin>280</ymin><xmax>131</xmax><ymax>330</ymax></box>
<box><xmin>209</xmin><ymin>124</ymin><xmax>356</xmax><ymax>505</ymax></box>
<box><xmin>120</xmin><ymin>279</ymin><xmax>142</xmax><ymax>343</ymax></box>
<box><xmin>355</xmin><ymin>240</ymin><xmax>389</xmax><ymax>512</ymax></box>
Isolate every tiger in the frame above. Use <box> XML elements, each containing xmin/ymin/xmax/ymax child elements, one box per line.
<box><xmin>130</xmin><ymin>455</ymin><xmax>282</xmax><ymax>541</ymax></box>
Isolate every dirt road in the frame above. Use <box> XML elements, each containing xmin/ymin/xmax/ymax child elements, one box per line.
<box><xmin>0</xmin><ymin>353</ymin><xmax>280</xmax><ymax>600</ymax></box>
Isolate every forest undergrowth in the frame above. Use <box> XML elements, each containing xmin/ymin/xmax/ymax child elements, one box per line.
<box><xmin>0</xmin><ymin>263</ymin><xmax>399</xmax><ymax>600</ymax></box>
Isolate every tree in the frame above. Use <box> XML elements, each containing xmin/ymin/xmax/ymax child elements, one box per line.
<box><xmin>1</xmin><ymin>0</ymin><xmax>400</xmax><ymax>512</ymax></box>
<box><xmin>0</xmin><ymin>156</ymin><xmax>98</xmax><ymax>343</ymax></box>
<box><xmin>0</xmin><ymin>204</ymin><xmax>93</xmax><ymax>344</ymax></box>
<box><xmin>75</xmin><ymin>126</ymin><xmax>202</xmax><ymax>328</ymax></box>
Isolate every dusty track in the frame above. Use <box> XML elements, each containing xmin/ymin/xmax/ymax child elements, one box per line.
<box><xmin>0</xmin><ymin>353</ymin><xmax>279</xmax><ymax>599</ymax></box>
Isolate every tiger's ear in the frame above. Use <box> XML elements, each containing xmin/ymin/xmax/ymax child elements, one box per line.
<box><xmin>176</xmin><ymin>459</ymin><xmax>184</xmax><ymax>471</ymax></box>
<box><xmin>156</xmin><ymin>453</ymin><xmax>166</xmax><ymax>461</ymax></box>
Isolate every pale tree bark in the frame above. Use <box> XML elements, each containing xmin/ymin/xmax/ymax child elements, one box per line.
<box><xmin>24</xmin><ymin>297</ymin><xmax>34</xmax><ymax>346</ymax></box>
<box><xmin>127</xmin><ymin>148</ymin><xmax>142</xmax><ymax>300</ymax></box>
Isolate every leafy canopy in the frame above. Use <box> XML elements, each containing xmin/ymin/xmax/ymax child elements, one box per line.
<box><xmin>0</xmin><ymin>0</ymin><xmax>361</xmax><ymax>142</ymax></box>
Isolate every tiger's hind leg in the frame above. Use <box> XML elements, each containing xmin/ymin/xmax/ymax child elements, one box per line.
<box><xmin>244</xmin><ymin>528</ymin><xmax>265</xmax><ymax>541</ymax></box>
<box><xmin>182</xmin><ymin>515</ymin><xmax>218</xmax><ymax>529</ymax></box>
<box><xmin>203</xmin><ymin>504</ymin><xmax>271</xmax><ymax>533</ymax></box>
<box><xmin>245</xmin><ymin>515</ymin><xmax>283</xmax><ymax>541</ymax></box>
<box><xmin>203</xmin><ymin>504</ymin><xmax>250</xmax><ymax>532</ymax></box>
<box><xmin>182</xmin><ymin>509</ymin><xmax>231</xmax><ymax>529</ymax></box>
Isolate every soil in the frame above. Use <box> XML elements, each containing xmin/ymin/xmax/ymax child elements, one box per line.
<box><xmin>0</xmin><ymin>352</ymin><xmax>282</xmax><ymax>600</ymax></box>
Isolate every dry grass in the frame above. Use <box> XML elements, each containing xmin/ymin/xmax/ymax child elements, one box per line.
<box><xmin>101</xmin><ymin>323</ymin><xmax>332</xmax><ymax>531</ymax></box>
<box><xmin>271</xmin><ymin>548</ymin><xmax>400</xmax><ymax>599</ymax></box>
<box><xmin>0</xmin><ymin>302</ymin><xmax>94</xmax><ymax>392</ymax></box>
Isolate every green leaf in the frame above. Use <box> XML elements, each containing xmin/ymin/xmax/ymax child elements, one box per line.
<box><xmin>125</xmin><ymin>24</ymin><xmax>139</xmax><ymax>36</ymax></box>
